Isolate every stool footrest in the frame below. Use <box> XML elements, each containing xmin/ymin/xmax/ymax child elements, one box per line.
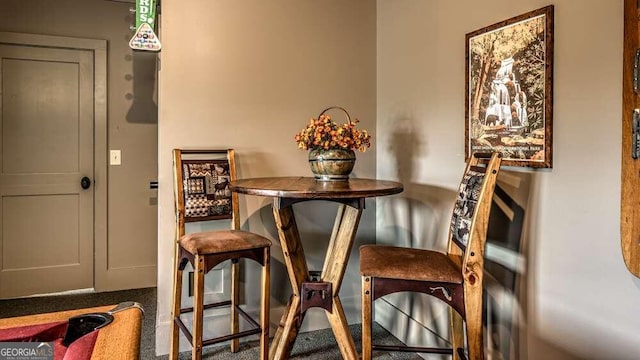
<box><xmin>203</xmin><ymin>327</ymin><xmax>262</xmax><ymax>347</ymax></box>
<box><xmin>372</xmin><ymin>344</ymin><xmax>454</xmax><ymax>355</ymax></box>
<box><xmin>179</xmin><ymin>300</ymin><xmax>232</xmax><ymax>314</ymax></box>
<box><xmin>175</xmin><ymin>301</ymin><xmax>263</xmax><ymax>348</ymax></box>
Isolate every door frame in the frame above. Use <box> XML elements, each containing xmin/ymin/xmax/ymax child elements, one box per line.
<box><xmin>0</xmin><ymin>32</ymin><xmax>108</xmax><ymax>291</ymax></box>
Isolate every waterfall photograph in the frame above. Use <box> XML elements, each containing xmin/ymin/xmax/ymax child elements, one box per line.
<box><xmin>465</xmin><ymin>6</ymin><xmax>554</xmax><ymax>168</ymax></box>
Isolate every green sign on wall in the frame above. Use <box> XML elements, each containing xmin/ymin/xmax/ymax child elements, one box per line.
<box><xmin>135</xmin><ymin>0</ymin><xmax>157</xmax><ymax>29</ymax></box>
<box><xmin>129</xmin><ymin>0</ymin><xmax>161</xmax><ymax>52</ymax></box>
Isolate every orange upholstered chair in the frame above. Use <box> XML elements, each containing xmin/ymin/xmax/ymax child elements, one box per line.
<box><xmin>170</xmin><ymin>149</ymin><xmax>270</xmax><ymax>360</ymax></box>
<box><xmin>360</xmin><ymin>152</ymin><xmax>502</xmax><ymax>360</ymax></box>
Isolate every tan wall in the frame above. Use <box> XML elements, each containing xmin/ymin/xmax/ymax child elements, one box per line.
<box><xmin>0</xmin><ymin>0</ymin><xmax>158</xmax><ymax>290</ymax></box>
<box><xmin>377</xmin><ymin>0</ymin><xmax>639</xmax><ymax>359</ymax></box>
<box><xmin>156</xmin><ymin>0</ymin><xmax>377</xmax><ymax>354</ymax></box>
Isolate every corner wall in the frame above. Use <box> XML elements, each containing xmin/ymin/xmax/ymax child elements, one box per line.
<box><xmin>156</xmin><ymin>0</ymin><xmax>377</xmax><ymax>354</ymax></box>
<box><xmin>376</xmin><ymin>0</ymin><xmax>640</xmax><ymax>359</ymax></box>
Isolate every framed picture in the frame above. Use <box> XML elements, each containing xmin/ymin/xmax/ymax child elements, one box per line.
<box><xmin>465</xmin><ymin>5</ymin><xmax>554</xmax><ymax>168</ymax></box>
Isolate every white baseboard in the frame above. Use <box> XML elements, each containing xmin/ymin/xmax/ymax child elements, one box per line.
<box><xmin>26</xmin><ymin>288</ymin><xmax>95</xmax><ymax>298</ymax></box>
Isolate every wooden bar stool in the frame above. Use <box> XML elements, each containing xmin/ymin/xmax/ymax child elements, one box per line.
<box><xmin>170</xmin><ymin>149</ymin><xmax>270</xmax><ymax>360</ymax></box>
<box><xmin>360</xmin><ymin>152</ymin><xmax>502</xmax><ymax>360</ymax></box>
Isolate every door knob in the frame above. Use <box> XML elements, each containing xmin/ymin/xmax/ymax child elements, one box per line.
<box><xmin>81</xmin><ymin>176</ymin><xmax>92</xmax><ymax>190</ymax></box>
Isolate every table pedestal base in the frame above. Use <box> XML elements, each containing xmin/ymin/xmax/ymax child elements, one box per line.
<box><xmin>270</xmin><ymin>294</ymin><xmax>357</xmax><ymax>360</ymax></box>
<box><xmin>269</xmin><ymin>198</ymin><xmax>363</xmax><ymax>360</ymax></box>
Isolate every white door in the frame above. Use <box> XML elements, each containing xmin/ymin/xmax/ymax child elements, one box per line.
<box><xmin>0</xmin><ymin>42</ymin><xmax>95</xmax><ymax>298</ymax></box>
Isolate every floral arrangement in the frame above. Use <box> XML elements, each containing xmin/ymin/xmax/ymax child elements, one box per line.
<box><xmin>294</xmin><ymin>111</ymin><xmax>371</xmax><ymax>152</ymax></box>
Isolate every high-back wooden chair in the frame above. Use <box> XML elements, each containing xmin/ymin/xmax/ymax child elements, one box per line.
<box><xmin>360</xmin><ymin>152</ymin><xmax>502</xmax><ymax>360</ymax></box>
<box><xmin>170</xmin><ymin>149</ymin><xmax>271</xmax><ymax>360</ymax></box>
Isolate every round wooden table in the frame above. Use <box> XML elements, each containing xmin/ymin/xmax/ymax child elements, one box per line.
<box><xmin>230</xmin><ymin>177</ymin><xmax>403</xmax><ymax>360</ymax></box>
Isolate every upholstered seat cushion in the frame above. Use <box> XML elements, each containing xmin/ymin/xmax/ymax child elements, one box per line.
<box><xmin>359</xmin><ymin>245</ymin><xmax>463</xmax><ymax>283</ymax></box>
<box><xmin>179</xmin><ymin>230</ymin><xmax>271</xmax><ymax>255</ymax></box>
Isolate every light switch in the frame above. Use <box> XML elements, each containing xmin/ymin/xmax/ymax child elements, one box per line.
<box><xmin>110</xmin><ymin>150</ymin><xmax>121</xmax><ymax>165</ymax></box>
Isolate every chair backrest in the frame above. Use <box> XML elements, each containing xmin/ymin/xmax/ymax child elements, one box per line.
<box><xmin>447</xmin><ymin>152</ymin><xmax>502</xmax><ymax>274</ymax></box>
<box><xmin>172</xmin><ymin>149</ymin><xmax>240</xmax><ymax>240</ymax></box>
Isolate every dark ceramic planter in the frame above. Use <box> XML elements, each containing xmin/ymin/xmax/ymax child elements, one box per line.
<box><xmin>308</xmin><ymin>148</ymin><xmax>356</xmax><ymax>181</ymax></box>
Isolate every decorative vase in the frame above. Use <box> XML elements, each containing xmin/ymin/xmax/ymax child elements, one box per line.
<box><xmin>308</xmin><ymin>148</ymin><xmax>355</xmax><ymax>181</ymax></box>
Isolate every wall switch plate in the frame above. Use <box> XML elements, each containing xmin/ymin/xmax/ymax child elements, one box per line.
<box><xmin>110</xmin><ymin>150</ymin><xmax>121</xmax><ymax>165</ymax></box>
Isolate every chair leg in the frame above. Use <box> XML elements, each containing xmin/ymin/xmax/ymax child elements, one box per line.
<box><xmin>464</xmin><ymin>285</ymin><xmax>484</xmax><ymax>360</ymax></box>
<box><xmin>170</xmin><ymin>246</ymin><xmax>183</xmax><ymax>360</ymax></box>
<box><xmin>230</xmin><ymin>259</ymin><xmax>240</xmax><ymax>353</ymax></box>
<box><xmin>259</xmin><ymin>247</ymin><xmax>271</xmax><ymax>360</ymax></box>
<box><xmin>361</xmin><ymin>276</ymin><xmax>372</xmax><ymax>360</ymax></box>
<box><xmin>192</xmin><ymin>255</ymin><xmax>205</xmax><ymax>360</ymax></box>
<box><xmin>450</xmin><ymin>307</ymin><xmax>465</xmax><ymax>360</ymax></box>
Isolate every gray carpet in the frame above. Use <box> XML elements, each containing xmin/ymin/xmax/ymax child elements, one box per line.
<box><xmin>0</xmin><ymin>288</ymin><xmax>418</xmax><ymax>359</ymax></box>
<box><xmin>158</xmin><ymin>324</ymin><xmax>420</xmax><ymax>360</ymax></box>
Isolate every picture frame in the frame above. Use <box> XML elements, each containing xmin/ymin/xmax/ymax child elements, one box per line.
<box><xmin>465</xmin><ymin>5</ymin><xmax>554</xmax><ymax>168</ymax></box>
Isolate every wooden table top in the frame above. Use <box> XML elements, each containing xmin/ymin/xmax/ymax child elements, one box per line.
<box><xmin>230</xmin><ymin>176</ymin><xmax>403</xmax><ymax>199</ymax></box>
